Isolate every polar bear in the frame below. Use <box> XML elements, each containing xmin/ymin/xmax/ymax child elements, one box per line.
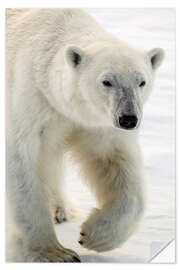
<box><xmin>6</xmin><ymin>8</ymin><xmax>164</xmax><ymax>262</ymax></box>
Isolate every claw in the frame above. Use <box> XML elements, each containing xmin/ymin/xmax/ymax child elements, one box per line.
<box><xmin>73</xmin><ymin>256</ymin><xmax>81</xmax><ymax>262</ymax></box>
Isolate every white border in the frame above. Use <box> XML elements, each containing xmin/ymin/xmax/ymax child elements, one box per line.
<box><xmin>0</xmin><ymin>0</ymin><xmax>178</xmax><ymax>8</ymax></box>
<box><xmin>151</xmin><ymin>240</ymin><xmax>175</xmax><ymax>263</ymax></box>
<box><xmin>1</xmin><ymin>0</ymin><xmax>178</xmax><ymax>269</ymax></box>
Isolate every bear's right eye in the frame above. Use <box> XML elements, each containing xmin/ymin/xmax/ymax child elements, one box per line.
<box><xmin>102</xmin><ymin>80</ymin><xmax>112</xmax><ymax>87</ymax></box>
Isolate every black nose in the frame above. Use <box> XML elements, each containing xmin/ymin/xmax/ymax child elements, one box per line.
<box><xmin>119</xmin><ymin>114</ymin><xmax>138</xmax><ymax>129</ymax></box>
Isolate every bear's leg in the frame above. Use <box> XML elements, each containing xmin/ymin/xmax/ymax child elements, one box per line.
<box><xmin>76</xmin><ymin>144</ymin><xmax>145</xmax><ymax>252</ymax></box>
<box><xmin>6</xmin><ymin>135</ymin><xmax>80</xmax><ymax>262</ymax></box>
<box><xmin>40</xmin><ymin>154</ymin><xmax>68</xmax><ymax>224</ymax></box>
<box><xmin>6</xmin><ymin>199</ymin><xmax>25</xmax><ymax>262</ymax></box>
<box><xmin>39</xmin><ymin>143</ymin><xmax>78</xmax><ymax>225</ymax></box>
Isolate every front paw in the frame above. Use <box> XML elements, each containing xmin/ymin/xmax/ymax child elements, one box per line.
<box><xmin>79</xmin><ymin>208</ymin><xmax>121</xmax><ymax>252</ymax></box>
<box><xmin>25</xmin><ymin>244</ymin><xmax>81</xmax><ymax>262</ymax></box>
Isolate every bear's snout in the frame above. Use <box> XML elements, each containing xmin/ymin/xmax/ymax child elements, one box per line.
<box><xmin>118</xmin><ymin>114</ymin><xmax>138</xmax><ymax>130</ymax></box>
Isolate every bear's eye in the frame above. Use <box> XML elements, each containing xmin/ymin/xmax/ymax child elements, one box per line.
<box><xmin>139</xmin><ymin>81</ymin><xmax>146</xmax><ymax>87</ymax></box>
<box><xmin>102</xmin><ymin>80</ymin><xmax>112</xmax><ymax>87</ymax></box>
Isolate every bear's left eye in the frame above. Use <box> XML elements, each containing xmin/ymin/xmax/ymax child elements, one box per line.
<box><xmin>139</xmin><ymin>81</ymin><xmax>146</xmax><ymax>87</ymax></box>
<box><xmin>102</xmin><ymin>80</ymin><xmax>112</xmax><ymax>87</ymax></box>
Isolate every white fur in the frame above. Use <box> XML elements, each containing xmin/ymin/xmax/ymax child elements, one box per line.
<box><xmin>6</xmin><ymin>8</ymin><xmax>164</xmax><ymax>262</ymax></box>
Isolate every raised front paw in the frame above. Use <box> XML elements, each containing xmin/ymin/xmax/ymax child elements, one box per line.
<box><xmin>79</xmin><ymin>208</ymin><xmax>121</xmax><ymax>252</ymax></box>
<box><xmin>26</xmin><ymin>244</ymin><xmax>81</xmax><ymax>262</ymax></box>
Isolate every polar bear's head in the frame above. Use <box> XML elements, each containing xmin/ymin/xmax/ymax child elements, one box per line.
<box><xmin>62</xmin><ymin>43</ymin><xmax>164</xmax><ymax>130</ymax></box>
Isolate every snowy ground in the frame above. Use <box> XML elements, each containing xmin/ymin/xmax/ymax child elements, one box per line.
<box><xmin>55</xmin><ymin>9</ymin><xmax>175</xmax><ymax>263</ymax></box>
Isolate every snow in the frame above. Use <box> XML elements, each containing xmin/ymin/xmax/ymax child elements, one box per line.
<box><xmin>55</xmin><ymin>8</ymin><xmax>175</xmax><ymax>263</ymax></box>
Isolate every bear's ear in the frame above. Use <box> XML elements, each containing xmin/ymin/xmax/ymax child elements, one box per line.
<box><xmin>65</xmin><ymin>45</ymin><xmax>84</xmax><ymax>68</ymax></box>
<box><xmin>147</xmin><ymin>48</ymin><xmax>165</xmax><ymax>70</ymax></box>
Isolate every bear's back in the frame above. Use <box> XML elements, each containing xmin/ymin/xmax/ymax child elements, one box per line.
<box><xmin>6</xmin><ymin>9</ymin><xmax>109</xmax><ymax>104</ymax></box>
<box><xmin>6</xmin><ymin>9</ymin><xmax>105</xmax><ymax>51</ymax></box>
